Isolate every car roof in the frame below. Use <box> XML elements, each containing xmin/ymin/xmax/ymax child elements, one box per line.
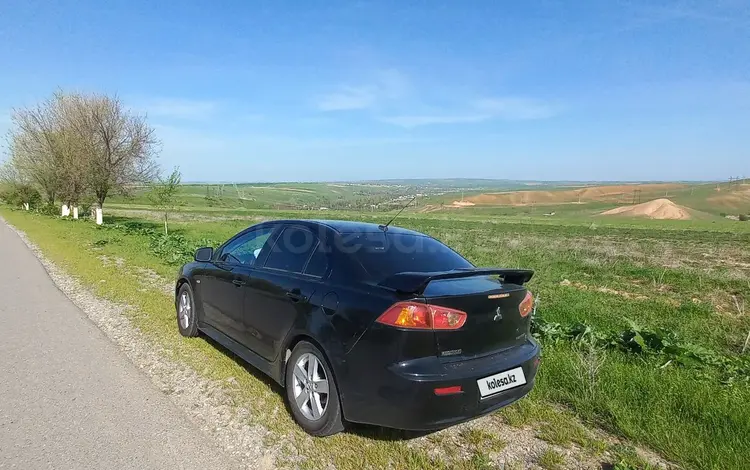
<box><xmin>268</xmin><ymin>219</ymin><xmax>426</xmax><ymax>236</ymax></box>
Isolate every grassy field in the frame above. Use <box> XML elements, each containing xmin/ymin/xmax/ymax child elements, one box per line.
<box><xmin>2</xmin><ymin>185</ymin><xmax>750</xmax><ymax>469</ymax></box>
<box><xmin>107</xmin><ymin>179</ymin><xmax>544</xmax><ymax>211</ymax></box>
<box><xmin>100</xmin><ymin>179</ymin><xmax>750</xmax><ymax>227</ymax></box>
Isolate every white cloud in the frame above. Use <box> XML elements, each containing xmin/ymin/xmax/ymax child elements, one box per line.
<box><xmin>379</xmin><ymin>114</ymin><xmax>491</xmax><ymax>128</ymax></box>
<box><xmin>316</xmin><ymin>69</ymin><xmax>557</xmax><ymax>127</ymax></box>
<box><xmin>134</xmin><ymin>98</ymin><xmax>219</xmax><ymax>120</ymax></box>
<box><xmin>315</xmin><ymin>87</ymin><xmax>378</xmax><ymax>111</ymax></box>
<box><xmin>381</xmin><ymin>97</ymin><xmax>558</xmax><ymax>128</ymax></box>
<box><xmin>315</xmin><ymin>69</ymin><xmax>409</xmax><ymax>111</ymax></box>
<box><xmin>625</xmin><ymin>2</ymin><xmax>745</xmax><ymax>28</ymax></box>
<box><xmin>473</xmin><ymin>97</ymin><xmax>558</xmax><ymax>120</ymax></box>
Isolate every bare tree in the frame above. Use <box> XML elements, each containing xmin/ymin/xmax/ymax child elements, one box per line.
<box><xmin>70</xmin><ymin>93</ymin><xmax>159</xmax><ymax>212</ymax></box>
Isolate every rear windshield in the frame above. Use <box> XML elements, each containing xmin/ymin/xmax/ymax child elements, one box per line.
<box><xmin>339</xmin><ymin>232</ymin><xmax>472</xmax><ymax>281</ymax></box>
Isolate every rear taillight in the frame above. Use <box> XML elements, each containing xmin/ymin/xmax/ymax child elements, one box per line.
<box><xmin>376</xmin><ymin>302</ymin><xmax>467</xmax><ymax>330</ymax></box>
<box><xmin>519</xmin><ymin>291</ymin><xmax>534</xmax><ymax>317</ymax></box>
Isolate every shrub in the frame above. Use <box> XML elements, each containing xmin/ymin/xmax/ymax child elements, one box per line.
<box><xmin>37</xmin><ymin>203</ymin><xmax>60</xmax><ymax>216</ymax></box>
<box><xmin>0</xmin><ymin>184</ymin><xmax>41</xmax><ymax>208</ymax></box>
<box><xmin>720</xmin><ymin>212</ymin><xmax>727</xmax><ymax>217</ymax></box>
<box><xmin>739</xmin><ymin>214</ymin><xmax>749</xmax><ymax>222</ymax></box>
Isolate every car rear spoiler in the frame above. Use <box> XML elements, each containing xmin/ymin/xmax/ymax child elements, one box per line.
<box><xmin>379</xmin><ymin>268</ymin><xmax>534</xmax><ymax>294</ymax></box>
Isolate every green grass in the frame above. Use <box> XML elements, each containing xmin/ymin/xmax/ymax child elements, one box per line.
<box><xmin>459</xmin><ymin>427</ymin><xmax>507</xmax><ymax>453</ymax></box>
<box><xmin>498</xmin><ymin>399</ymin><xmax>607</xmax><ymax>454</ymax></box>
<box><xmin>538</xmin><ymin>448</ymin><xmax>566</xmax><ymax>470</ymax></box>
<box><xmin>3</xmin><ymin>205</ymin><xmax>749</xmax><ymax>469</ymax></box>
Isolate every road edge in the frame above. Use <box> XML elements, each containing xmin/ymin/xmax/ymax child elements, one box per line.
<box><xmin>0</xmin><ymin>215</ymin><xmax>275</xmax><ymax>469</ymax></box>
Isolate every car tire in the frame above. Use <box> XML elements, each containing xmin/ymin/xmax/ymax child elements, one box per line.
<box><xmin>285</xmin><ymin>341</ymin><xmax>345</xmax><ymax>437</ymax></box>
<box><xmin>176</xmin><ymin>283</ymin><xmax>199</xmax><ymax>337</ymax></box>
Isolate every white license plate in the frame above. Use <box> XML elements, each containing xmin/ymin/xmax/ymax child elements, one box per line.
<box><xmin>477</xmin><ymin>367</ymin><xmax>526</xmax><ymax>398</ymax></box>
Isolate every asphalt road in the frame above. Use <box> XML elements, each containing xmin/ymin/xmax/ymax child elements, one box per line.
<box><xmin>0</xmin><ymin>220</ymin><xmax>240</xmax><ymax>469</ymax></box>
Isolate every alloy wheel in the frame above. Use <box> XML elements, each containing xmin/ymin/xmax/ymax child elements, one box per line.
<box><xmin>292</xmin><ymin>353</ymin><xmax>329</xmax><ymax>421</ymax></box>
<box><xmin>178</xmin><ymin>291</ymin><xmax>191</xmax><ymax>329</ymax></box>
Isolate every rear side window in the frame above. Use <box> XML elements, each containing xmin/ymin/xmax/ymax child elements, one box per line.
<box><xmin>265</xmin><ymin>227</ymin><xmax>318</xmax><ymax>274</ymax></box>
<box><xmin>340</xmin><ymin>232</ymin><xmax>472</xmax><ymax>281</ymax></box>
<box><xmin>304</xmin><ymin>243</ymin><xmax>329</xmax><ymax>277</ymax></box>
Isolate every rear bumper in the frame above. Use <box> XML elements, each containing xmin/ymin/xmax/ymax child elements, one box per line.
<box><xmin>342</xmin><ymin>338</ymin><xmax>540</xmax><ymax>431</ymax></box>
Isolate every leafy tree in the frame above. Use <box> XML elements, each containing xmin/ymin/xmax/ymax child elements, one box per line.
<box><xmin>3</xmin><ymin>90</ymin><xmax>160</xmax><ymax>220</ymax></box>
<box><xmin>68</xmin><ymin>93</ymin><xmax>160</xmax><ymax>212</ymax></box>
<box><xmin>55</xmin><ymin>93</ymin><xmax>90</xmax><ymax>211</ymax></box>
<box><xmin>148</xmin><ymin>167</ymin><xmax>182</xmax><ymax>234</ymax></box>
<box><xmin>5</xmin><ymin>92</ymin><xmax>72</xmax><ymax>204</ymax></box>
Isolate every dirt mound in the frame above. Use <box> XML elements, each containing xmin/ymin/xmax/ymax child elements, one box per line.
<box><xmin>600</xmin><ymin>198</ymin><xmax>692</xmax><ymax>220</ymax></box>
<box><xmin>450</xmin><ymin>200</ymin><xmax>475</xmax><ymax>207</ymax></box>
<box><xmin>465</xmin><ymin>183</ymin><xmax>685</xmax><ymax>206</ymax></box>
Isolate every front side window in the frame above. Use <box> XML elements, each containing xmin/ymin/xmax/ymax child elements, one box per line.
<box><xmin>219</xmin><ymin>227</ymin><xmax>274</xmax><ymax>266</ymax></box>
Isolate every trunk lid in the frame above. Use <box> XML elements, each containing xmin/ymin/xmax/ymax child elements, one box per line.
<box><xmin>422</xmin><ymin>276</ymin><xmax>530</xmax><ymax>357</ymax></box>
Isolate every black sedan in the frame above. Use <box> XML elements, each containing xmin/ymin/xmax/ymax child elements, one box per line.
<box><xmin>175</xmin><ymin>219</ymin><xmax>540</xmax><ymax>436</ymax></box>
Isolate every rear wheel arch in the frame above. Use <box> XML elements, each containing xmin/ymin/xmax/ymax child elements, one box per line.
<box><xmin>282</xmin><ymin>333</ymin><xmax>351</xmax><ymax>422</ymax></box>
<box><xmin>282</xmin><ymin>334</ymin><xmax>325</xmax><ymax>385</ymax></box>
<box><xmin>281</xmin><ymin>334</ymin><xmax>341</xmax><ymax>389</ymax></box>
<box><xmin>284</xmin><ymin>339</ymin><xmax>345</xmax><ymax>436</ymax></box>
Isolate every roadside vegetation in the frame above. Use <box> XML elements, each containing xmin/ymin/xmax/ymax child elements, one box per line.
<box><xmin>2</xmin><ymin>202</ymin><xmax>748</xmax><ymax>469</ymax></box>
<box><xmin>0</xmin><ymin>90</ymin><xmax>159</xmax><ymax>219</ymax></box>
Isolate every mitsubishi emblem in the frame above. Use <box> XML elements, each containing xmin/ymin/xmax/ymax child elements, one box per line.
<box><xmin>493</xmin><ymin>307</ymin><xmax>503</xmax><ymax>321</ymax></box>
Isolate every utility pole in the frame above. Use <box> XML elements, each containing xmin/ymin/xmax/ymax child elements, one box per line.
<box><xmin>632</xmin><ymin>189</ymin><xmax>642</xmax><ymax>205</ymax></box>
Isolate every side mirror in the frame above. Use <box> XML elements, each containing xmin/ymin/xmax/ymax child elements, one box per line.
<box><xmin>194</xmin><ymin>247</ymin><xmax>214</xmax><ymax>262</ymax></box>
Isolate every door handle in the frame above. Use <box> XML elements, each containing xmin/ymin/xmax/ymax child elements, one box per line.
<box><xmin>232</xmin><ymin>279</ymin><xmax>246</xmax><ymax>287</ymax></box>
<box><xmin>286</xmin><ymin>291</ymin><xmax>307</xmax><ymax>303</ymax></box>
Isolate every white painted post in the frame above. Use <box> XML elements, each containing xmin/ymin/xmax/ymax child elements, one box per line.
<box><xmin>95</xmin><ymin>207</ymin><xmax>103</xmax><ymax>225</ymax></box>
<box><xmin>73</xmin><ymin>206</ymin><xmax>79</xmax><ymax>219</ymax></box>
<box><xmin>23</xmin><ymin>203</ymin><xmax>29</xmax><ymax>211</ymax></box>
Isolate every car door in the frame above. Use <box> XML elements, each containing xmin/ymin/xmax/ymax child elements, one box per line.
<box><xmin>199</xmin><ymin>226</ymin><xmax>275</xmax><ymax>342</ymax></box>
<box><xmin>242</xmin><ymin>226</ymin><xmax>330</xmax><ymax>361</ymax></box>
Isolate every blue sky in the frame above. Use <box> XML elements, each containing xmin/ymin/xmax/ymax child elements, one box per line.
<box><xmin>1</xmin><ymin>0</ymin><xmax>749</xmax><ymax>182</ymax></box>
